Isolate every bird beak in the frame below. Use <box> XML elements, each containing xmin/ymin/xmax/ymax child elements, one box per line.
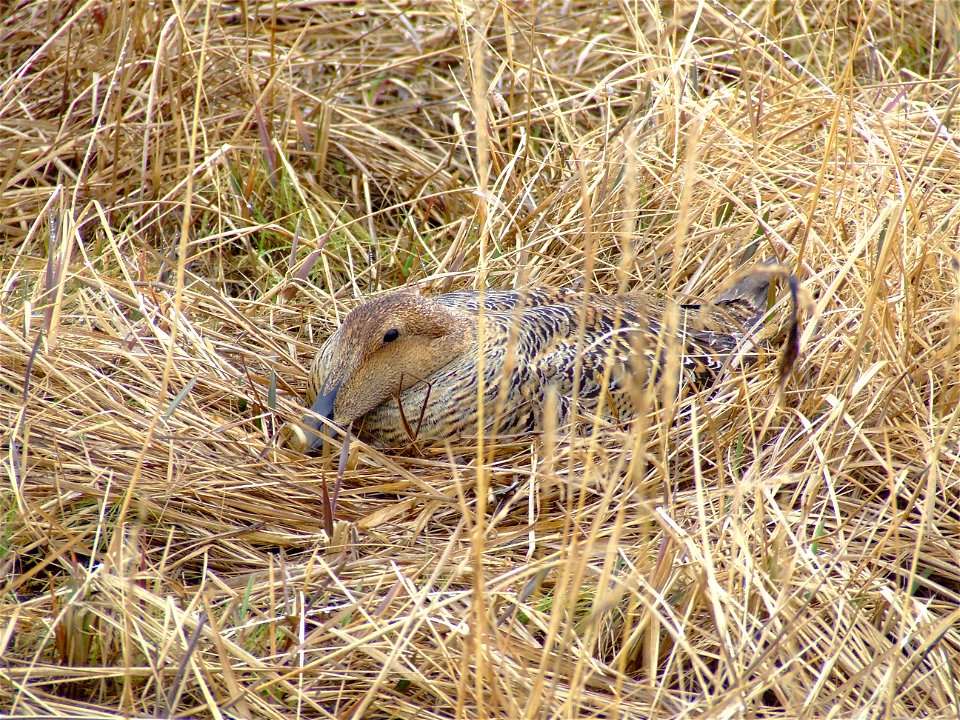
<box><xmin>301</xmin><ymin>379</ymin><xmax>342</xmax><ymax>452</ymax></box>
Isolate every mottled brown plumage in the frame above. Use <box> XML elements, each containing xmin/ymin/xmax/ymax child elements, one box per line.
<box><xmin>297</xmin><ymin>270</ymin><xmax>788</xmax><ymax>449</ymax></box>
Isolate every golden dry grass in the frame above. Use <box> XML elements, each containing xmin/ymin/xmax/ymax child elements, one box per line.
<box><xmin>2</xmin><ymin>0</ymin><xmax>960</xmax><ymax>717</ymax></box>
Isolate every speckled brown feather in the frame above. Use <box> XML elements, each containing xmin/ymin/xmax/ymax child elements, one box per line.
<box><xmin>300</xmin><ymin>272</ymin><xmax>791</xmax><ymax>448</ymax></box>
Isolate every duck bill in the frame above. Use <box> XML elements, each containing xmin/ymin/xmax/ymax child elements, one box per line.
<box><xmin>302</xmin><ymin>379</ymin><xmax>342</xmax><ymax>452</ymax></box>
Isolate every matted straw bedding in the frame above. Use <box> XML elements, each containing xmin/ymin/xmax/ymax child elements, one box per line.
<box><xmin>2</xmin><ymin>1</ymin><xmax>959</xmax><ymax>718</ymax></box>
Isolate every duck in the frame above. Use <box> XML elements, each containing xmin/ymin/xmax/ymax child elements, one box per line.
<box><xmin>294</xmin><ymin>266</ymin><xmax>796</xmax><ymax>450</ymax></box>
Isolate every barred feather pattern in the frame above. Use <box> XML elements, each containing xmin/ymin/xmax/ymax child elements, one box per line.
<box><xmin>302</xmin><ymin>278</ymin><xmax>777</xmax><ymax>448</ymax></box>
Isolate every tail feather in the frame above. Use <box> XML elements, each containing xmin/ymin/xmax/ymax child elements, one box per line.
<box><xmin>714</xmin><ymin>271</ymin><xmax>774</xmax><ymax>326</ymax></box>
<box><xmin>713</xmin><ymin>262</ymin><xmax>803</xmax><ymax>386</ymax></box>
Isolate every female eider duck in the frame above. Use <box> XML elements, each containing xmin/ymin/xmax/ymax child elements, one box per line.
<box><xmin>295</xmin><ymin>268</ymin><xmax>797</xmax><ymax>450</ymax></box>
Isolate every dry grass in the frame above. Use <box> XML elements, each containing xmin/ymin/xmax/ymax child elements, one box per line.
<box><xmin>2</xmin><ymin>0</ymin><xmax>960</xmax><ymax>717</ymax></box>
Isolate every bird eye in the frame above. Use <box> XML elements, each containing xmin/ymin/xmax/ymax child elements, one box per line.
<box><xmin>383</xmin><ymin>328</ymin><xmax>400</xmax><ymax>343</ymax></box>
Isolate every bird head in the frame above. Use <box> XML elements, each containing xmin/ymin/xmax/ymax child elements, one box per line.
<box><xmin>300</xmin><ymin>290</ymin><xmax>475</xmax><ymax>451</ymax></box>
